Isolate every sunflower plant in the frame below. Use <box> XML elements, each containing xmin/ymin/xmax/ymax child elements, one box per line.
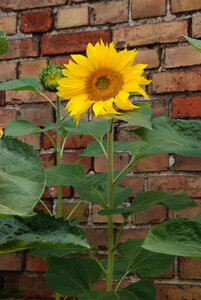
<box><xmin>0</xmin><ymin>37</ymin><xmax>201</xmax><ymax>300</ymax></box>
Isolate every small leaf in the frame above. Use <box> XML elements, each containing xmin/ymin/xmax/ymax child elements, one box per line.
<box><xmin>46</xmin><ymin>257</ymin><xmax>101</xmax><ymax>297</ymax></box>
<box><xmin>143</xmin><ymin>218</ymin><xmax>201</xmax><ymax>257</ymax></box>
<box><xmin>0</xmin><ymin>137</ymin><xmax>45</xmax><ymax>217</ymax></box>
<box><xmin>185</xmin><ymin>36</ymin><xmax>201</xmax><ymax>53</ymax></box>
<box><xmin>0</xmin><ymin>213</ymin><xmax>89</xmax><ymax>253</ymax></box>
<box><xmin>0</xmin><ymin>77</ymin><xmax>40</xmax><ymax>92</ymax></box>
<box><xmin>0</xmin><ymin>31</ymin><xmax>9</xmax><ymax>56</ymax></box>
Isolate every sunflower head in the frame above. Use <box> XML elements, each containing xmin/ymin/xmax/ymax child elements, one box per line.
<box><xmin>40</xmin><ymin>63</ymin><xmax>64</xmax><ymax>92</ymax></box>
<box><xmin>57</xmin><ymin>40</ymin><xmax>151</xmax><ymax>124</ymax></box>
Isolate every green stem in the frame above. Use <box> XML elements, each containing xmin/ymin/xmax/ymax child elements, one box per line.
<box><xmin>44</xmin><ymin>131</ymin><xmax>57</xmax><ymax>150</ymax></box>
<box><xmin>90</xmin><ymin>253</ymin><xmax>107</xmax><ymax>274</ymax></box>
<box><xmin>39</xmin><ymin>91</ymin><xmax>57</xmax><ymax>110</ymax></box>
<box><xmin>113</xmin><ymin>155</ymin><xmax>136</xmax><ymax>186</ymax></box>
<box><xmin>95</xmin><ymin>138</ymin><xmax>108</xmax><ymax>159</ymax></box>
<box><xmin>106</xmin><ymin>119</ymin><xmax>114</xmax><ymax>291</ymax></box>
<box><xmin>56</xmin><ymin>96</ymin><xmax>63</xmax><ymax>218</ymax></box>
<box><xmin>55</xmin><ymin>292</ymin><xmax>60</xmax><ymax>300</ymax></box>
<box><xmin>113</xmin><ymin>217</ymin><xmax>128</xmax><ymax>252</ymax></box>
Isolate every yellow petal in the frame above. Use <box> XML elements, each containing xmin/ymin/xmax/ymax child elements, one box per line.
<box><xmin>115</xmin><ymin>91</ymin><xmax>138</xmax><ymax>110</ymax></box>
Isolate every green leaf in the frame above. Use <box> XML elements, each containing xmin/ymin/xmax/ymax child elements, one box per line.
<box><xmin>195</xmin><ymin>213</ymin><xmax>201</xmax><ymax>224</ymax></box>
<box><xmin>135</xmin><ymin>117</ymin><xmax>201</xmax><ymax>157</ymax></box>
<box><xmin>46</xmin><ymin>257</ymin><xmax>101</xmax><ymax>297</ymax></box>
<box><xmin>46</xmin><ymin>164</ymin><xmax>86</xmax><ymax>187</ymax></box>
<box><xmin>143</xmin><ymin>218</ymin><xmax>201</xmax><ymax>257</ymax></box>
<box><xmin>5</xmin><ymin>120</ymin><xmax>56</xmax><ymax>137</ymax></box>
<box><xmin>0</xmin><ymin>31</ymin><xmax>9</xmax><ymax>56</ymax></box>
<box><xmin>81</xmin><ymin>140</ymin><xmax>106</xmax><ymax>157</ymax></box>
<box><xmin>0</xmin><ymin>213</ymin><xmax>89</xmax><ymax>253</ymax></box>
<box><xmin>104</xmin><ymin>103</ymin><xmax>152</xmax><ymax>129</ymax></box>
<box><xmin>185</xmin><ymin>36</ymin><xmax>201</xmax><ymax>53</ymax></box>
<box><xmin>79</xmin><ymin>280</ymin><xmax>155</xmax><ymax>300</ymax></box>
<box><xmin>100</xmin><ymin>191</ymin><xmax>196</xmax><ymax>216</ymax></box>
<box><xmin>31</xmin><ymin>245</ymin><xmax>88</xmax><ymax>258</ymax></box>
<box><xmin>117</xmin><ymin>239</ymin><xmax>174</xmax><ymax>277</ymax></box>
<box><xmin>0</xmin><ymin>137</ymin><xmax>45</xmax><ymax>217</ymax></box>
<box><xmin>0</xmin><ymin>77</ymin><xmax>40</xmax><ymax>92</ymax></box>
<box><xmin>0</xmin><ymin>287</ymin><xmax>21</xmax><ymax>299</ymax></box>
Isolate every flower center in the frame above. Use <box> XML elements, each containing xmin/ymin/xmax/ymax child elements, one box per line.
<box><xmin>86</xmin><ymin>67</ymin><xmax>123</xmax><ymax>101</ymax></box>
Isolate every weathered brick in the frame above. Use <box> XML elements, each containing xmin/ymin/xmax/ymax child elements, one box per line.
<box><xmin>171</xmin><ymin>0</ymin><xmax>201</xmax><ymax>13</ymax></box>
<box><xmin>0</xmin><ymin>38</ymin><xmax>38</xmax><ymax>60</ymax></box>
<box><xmin>18</xmin><ymin>105</ymin><xmax>53</xmax><ymax>126</ymax></box>
<box><xmin>62</xmin><ymin>152</ymin><xmax>91</xmax><ymax>172</ymax></box>
<box><xmin>0</xmin><ymin>0</ymin><xmax>65</xmax><ymax>10</ymax></box>
<box><xmin>62</xmin><ymin>202</ymin><xmax>89</xmax><ymax>222</ymax></box>
<box><xmin>122</xmin><ymin>176</ymin><xmax>144</xmax><ymax>196</ymax></box>
<box><xmin>164</xmin><ymin>44</ymin><xmax>201</xmax><ymax>68</ymax></box>
<box><xmin>179</xmin><ymin>258</ymin><xmax>201</xmax><ymax>279</ymax></box>
<box><xmin>0</xmin><ymin>91</ymin><xmax>5</xmax><ymax>106</ymax></box>
<box><xmin>134</xmin><ymin>154</ymin><xmax>169</xmax><ymax>172</ymax></box>
<box><xmin>94</xmin><ymin>153</ymin><xmax>129</xmax><ymax>172</ymax></box>
<box><xmin>42</xmin><ymin>186</ymin><xmax>72</xmax><ymax>199</ymax></box>
<box><xmin>172</xmin><ymin>96</ymin><xmax>201</xmax><ymax>118</ymax></box>
<box><xmin>21</xmin><ymin>10</ymin><xmax>53</xmax><ymax>33</ymax></box>
<box><xmin>113</xmin><ymin>20</ymin><xmax>187</xmax><ymax>47</ymax></box>
<box><xmin>50</xmin><ymin>55</ymin><xmax>71</xmax><ymax>66</ymax></box>
<box><xmin>135</xmin><ymin>48</ymin><xmax>160</xmax><ymax>69</ymax></box>
<box><xmin>148</xmin><ymin>175</ymin><xmax>201</xmax><ymax>197</ymax></box>
<box><xmin>18</xmin><ymin>59</ymin><xmax>47</xmax><ymax>78</ymax></box>
<box><xmin>151</xmin><ymin>98</ymin><xmax>169</xmax><ymax>116</ymax></box>
<box><xmin>156</xmin><ymin>284</ymin><xmax>201</xmax><ymax>300</ymax></box>
<box><xmin>84</xmin><ymin>228</ymin><xmax>108</xmax><ymax>248</ymax></box>
<box><xmin>171</xmin><ymin>202</ymin><xmax>201</xmax><ymax>219</ymax></box>
<box><xmin>0</xmin><ymin>252</ymin><xmax>23</xmax><ymax>271</ymax></box>
<box><xmin>192</xmin><ymin>15</ymin><xmax>201</xmax><ymax>38</ymax></box>
<box><xmin>0</xmin><ymin>107</ymin><xmax>17</xmax><ymax>127</ymax></box>
<box><xmin>18</xmin><ymin>134</ymin><xmax>41</xmax><ymax>150</ymax></box>
<box><xmin>174</xmin><ymin>155</ymin><xmax>201</xmax><ymax>171</ymax></box>
<box><xmin>0</xmin><ymin>62</ymin><xmax>17</xmax><ymax>82</ymax></box>
<box><xmin>0</xmin><ymin>15</ymin><xmax>17</xmax><ymax>34</ymax></box>
<box><xmin>6</xmin><ymin>90</ymin><xmax>56</xmax><ymax>104</ymax></box>
<box><xmin>91</xmin><ymin>0</ymin><xmax>128</xmax><ymax>25</ymax></box>
<box><xmin>93</xmin><ymin>204</ymin><xmax>124</xmax><ymax>224</ymax></box>
<box><xmin>120</xmin><ymin>228</ymin><xmax>148</xmax><ymax>243</ymax></box>
<box><xmin>132</xmin><ymin>205</ymin><xmax>167</xmax><ymax>225</ymax></box>
<box><xmin>152</xmin><ymin>68</ymin><xmax>201</xmax><ymax>94</ymax></box>
<box><xmin>26</xmin><ymin>255</ymin><xmax>48</xmax><ymax>272</ymax></box>
<box><xmin>57</xmin><ymin>6</ymin><xmax>89</xmax><ymax>29</ymax></box>
<box><xmin>132</xmin><ymin>0</ymin><xmax>166</xmax><ymax>19</ymax></box>
<box><xmin>41</xmin><ymin>30</ymin><xmax>111</xmax><ymax>55</ymax></box>
<box><xmin>40</xmin><ymin>153</ymin><xmax>54</xmax><ymax>168</ymax></box>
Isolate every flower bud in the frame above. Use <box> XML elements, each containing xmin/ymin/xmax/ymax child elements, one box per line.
<box><xmin>39</xmin><ymin>63</ymin><xmax>64</xmax><ymax>92</ymax></box>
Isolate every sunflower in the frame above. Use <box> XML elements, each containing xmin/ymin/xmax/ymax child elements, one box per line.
<box><xmin>57</xmin><ymin>40</ymin><xmax>151</xmax><ymax>124</ymax></box>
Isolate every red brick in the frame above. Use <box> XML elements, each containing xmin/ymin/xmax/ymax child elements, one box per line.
<box><xmin>152</xmin><ymin>68</ymin><xmax>201</xmax><ymax>94</ymax></box>
<box><xmin>179</xmin><ymin>258</ymin><xmax>201</xmax><ymax>279</ymax></box>
<box><xmin>0</xmin><ymin>38</ymin><xmax>38</xmax><ymax>60</ymax></box>
<box><xmin>148</xmin><ymin>175</ymin><xmax>201</xmax><ymax>197</ymax></box>
<box><xmin>94</xmin><ymin>153</ymin><xmax>129</xmax><ymax>172</ymax></box>
<box><xmin>50</xmin><ymin>55</ymin><xmax>71</xmax><ymax>66</ymax></box>
<box><xmin>113</xmin><ymin>20</ymin><xmax>187</xmax><ymax>47</ymax></box>
<box><xmin>134</xmin><ymin>154</ymin><xmax>169</xmax><ymax>172</ymax></box>
<box><xmin>42</xmin><ymin>186</ymin><xmax>72</xmax><ymax>199</ymax></box>
<box><xmin>18</xmin><ymin>105</ymin><xmax>53</xmax><ymax>126</ymax></box>
<box><xmin>122</xmin><ymin>176</ymin><xmax>144</xmax><ymax>196</ymax></box>
<box><xmin>41</xmin><ymin>30</ymin><xmax>111</xmax><ymax>55</ymax></box>
<box><xmin>21</xmin><ymin>10</ymin><xmax>53</xmax><ymax>33</ymax></box>
<box><xmin>164</xmin><ymin>44</ymin><xmax>201</xmax><ymax>68</ymax></box>
<box><xmin>18</xmin><ymin>59</ymin><xmax>47</xmax><ymax>78</ymax></box>
<box><xmin>171</xmin><ymin>0</ymin><xmax>201</xmax><ymax>13</ymax></box>
<box><xmin>57</xmin><ymin>6</ymin><xmax>89</xmax><ymax>28</ymax></box>
<box><xmin>92</xmin><ymin>204</ymin><xmax>124</xmax><ymax>224</ymax></box>
<box><xmin>0</xmin><ymin>62</ymin><xmax>17</xmax><ymax>82</ymax></box>
<box><xmin>135</xmin><ymin>48</ymin><xmax>160</xmax><ymax>69</ymax></box>
<box><xmin>156</xmin><ymin>284</ymin><xmax>201</xmax><ymax>300</ymax></box>
<box><xmin>132</xmin><ymin>0</ymin><xmax>166</xmax><ymax>19</ymax></box>
<box><xmin>62</xmin><ymin>202</ymin><xmax>89</xmax><ymax>222</ymax></box>
<box><xmin>173</xmin><ymin>155</ymin><xmax>201</xmax><ymax>171</ymax></box>
<box><xmin>40</xmin><ymin>153</ymin><xmax>55</xmax><ymax>168</ymax></box>
<box><xmin>151</xmin><ymin>98</ymin><xmax>169</xmax><ymax>116</ymax></box>
<box><xmin>62</xmin><ymin>152</ymin><xmax>91</xmax><ymax>172</ymax></box>
<box><xmin>172</xmin><ymin>96</ymin><xmax>201</xmax><ymax>118</ymax></box>
<box><xmin>84</xmin><ymin>228</ymin><xmax>108</xmax><ymax>248</ymax></box>
<box><xmin>192</xmin><ymin>15</ymin><xmax>201</xmax><ymax>38</ymax></box>
<box><xmin>0</xmin><ymin>0</ymin><xmax>65</xmax><ymax>10</ymax></box>
<box><xmin>120</xmin><ymin>228</ymin><xmax>148</xmax><ymax>243</ymax></box>
<box><xmin>132</xmin><ymin>205</ymin><xmax>167</xmax><ymax>225</ymax></box>
<box><xmin>0</xmin><ymin>108</ymin><xmax>17</xmax><ymax>127</ymax></box>
<box><xmin>0</xmin><ymin>252</ymin><xmax>23</xmax><ymax>271</ymax></box>
<box><xmin>26</xmin><ymin>255</ymin><xmax>48</xmax><ymax>272</ymax></box>
<box><xmin>171</xmin><ymin>202</ymin><xmax>201</xmax><ymax>219</ymax></box>
<box><xmin>6</xmin><ymin>90</ymin><xmax>56</xmax><ymax>105</ymax></box>
<box><xmin>0</xmin><ymin>15</ymin><xmax>17</xmax><ymax>34</ymax></box>
<box><xmin>18</xmin><ymin>134</ymin><xmax>41</xmax><ymax>150</ymax></box>
<box><xmin>91</xmin><ymin>0</ymin><xmax>128</xmax><ymax>25</ymax></box>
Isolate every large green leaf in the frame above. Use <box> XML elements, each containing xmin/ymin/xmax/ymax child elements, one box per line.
<box><xmin>143</xmin><ymin>218</ymin><xmax>201</xmax><ymax>258</ymax></box>
<box><xmin>0</xmin><ymin>77</ymin><xmax>40</xmax><ymax>92</ymax></box>
<box><xmin>0</xmin><ymin>137</ymin><xmax>45</xmax><ymax>217</ymax></box>
<box><xmin>0</xmin><ymin>213</ymin><xmax>89</xmax><ymax>253</ymax></box>
<box><xmin>104</xmin><ymin>103</ymin><xmax>152</xmax><ymax>129</ymax></box>
<box><xmin>30</xmin><ymin>245</ymin><xmax>88</xmax><ymax>258</ymax></box>
<box><xmin>116</xmin><ymin>239</ymin><xmax>174</xmax><ymax>277</ymax></box>
<box><xmin>185</xmin><ymin>36</ymin><xmax>201</xmax><ymax>53</ymax></box>
<box><xmin>0</xmin><ymin>31</ymin><xmax>9</xmax><ymax>56</ymax></box>
<box><xmin>135</xmin><ymin>117</ymin><xmax>201</xmax><ymax>157</ymax></box>
<box><xmin>100</xmin><ymin>191</ymin><xmax>196</xmax><ymax>216</ymax></box>
<box><xmin>46</xmin><ymin>257</ymin><xmax>101</xmax><ymax>297</ymax></box>
<box><xmin>79</xmin><ymin>280</ymin><xmax>155</xmax><ymax>300</ymax></box>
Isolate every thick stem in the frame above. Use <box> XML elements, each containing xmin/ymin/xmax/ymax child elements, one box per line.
<box><xmin>106</xmin><ymin>119</ymin><xmax>114</xmax><ymax>291</ymax></box>
<box><xmin>56</xmin><ymin>96</ymin><xmax>63</xmax><ymax>218</ymax></box>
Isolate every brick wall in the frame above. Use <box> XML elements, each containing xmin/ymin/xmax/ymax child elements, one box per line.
<box><xmin>0</xmin><ymin>0</ymin><xmax>201</xmax><ymax>299</ymax></box>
